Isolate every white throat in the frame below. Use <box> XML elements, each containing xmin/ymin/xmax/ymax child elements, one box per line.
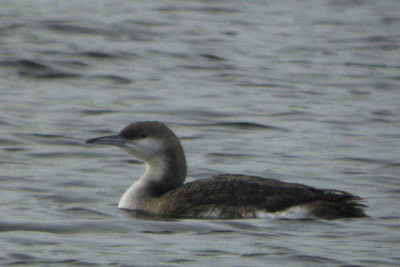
<box><xmin>116</xmin><ymin>132</ymin><xmax>187</xmax><ymax>211</ymax></box>
<box><xmin>118</xmin><ymin>155</ymin><xmax>167</xmax><ymax>209</ymax></box>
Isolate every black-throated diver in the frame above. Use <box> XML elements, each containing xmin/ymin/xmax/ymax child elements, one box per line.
<box><xmin>86</xmin><ymin>121</ymin><xmax>366</xmax><ymax>220</ymax></box>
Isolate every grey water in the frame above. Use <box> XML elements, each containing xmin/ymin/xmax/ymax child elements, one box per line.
<box><xmin>1</xmin><ymin>0</ymin><xmax>399</xmax><ymax>266</ymax></box>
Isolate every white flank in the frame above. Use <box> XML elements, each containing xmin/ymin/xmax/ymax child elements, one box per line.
<box><xmin>198</xmin><ymin>207</ymin><xmax>223</xmax><ymax>218</ymax></box>
<box><xmin>255</xmin><ymin>206</ymin><xmax>311</xmax><ymax>219</ymax></box>
<box><xmin>195</xmin><ymin>206</ymin><xmax>311</xmax><ymax>219</ymax></box>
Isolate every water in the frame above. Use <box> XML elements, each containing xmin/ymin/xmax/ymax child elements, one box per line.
<box><xmin>1</xmin><ymin>0</ymin><xmax>399</xmax><ymax>266</ymax></box>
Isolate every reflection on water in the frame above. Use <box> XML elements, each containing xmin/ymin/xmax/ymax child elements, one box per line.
<box><xmin>1</xmin><ymin>0</ymin><xmax>399</xmax><ymax>266</ymax></box>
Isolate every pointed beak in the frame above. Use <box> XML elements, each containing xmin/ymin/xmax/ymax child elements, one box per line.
<box><xmin>85</xmin><ymin>135</ymin><xmax>126</xmax><ymax>146</ymax></box>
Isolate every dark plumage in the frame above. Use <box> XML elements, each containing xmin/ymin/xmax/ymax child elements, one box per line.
<box><xmin>157</xmin><ymin>174</ymin><xmax>366</xmax><ymax>219</ymax></box>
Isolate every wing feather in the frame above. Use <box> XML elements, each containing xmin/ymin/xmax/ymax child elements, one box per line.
<box><xmin>157</xmin><ymin>174</ymin><xmax>366</xmax><ymax>219</ymax></box>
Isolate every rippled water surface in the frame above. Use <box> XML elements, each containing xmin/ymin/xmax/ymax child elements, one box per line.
<box><xmin>1</xmin><ymin>0</ymin><xmax>400</xmax><ymax>266</ymax></box>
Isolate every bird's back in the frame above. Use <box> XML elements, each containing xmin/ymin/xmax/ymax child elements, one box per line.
<box><xmin>156</xmin><ymin>174</ymin><xmax>367</xmax><ymax>219</ymax></box>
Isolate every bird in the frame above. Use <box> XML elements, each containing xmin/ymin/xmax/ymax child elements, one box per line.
<box><xmin>85</xmin><ymin>121</ymin><xmax>366</xmax><ymax>220</ymax></box>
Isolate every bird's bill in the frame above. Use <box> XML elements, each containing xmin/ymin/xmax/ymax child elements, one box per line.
<box><xmin>85</xmin><ymin>135</ymin><xmax>126</xmax><ymax>146</ymax></box>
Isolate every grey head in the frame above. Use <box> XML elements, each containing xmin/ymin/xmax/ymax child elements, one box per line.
<box><xmin>86</xmin><ymin>121</ymin><xmax>187</xmax><ymax>196</ymax></box>
<box><xmin>86</xmin><ymin>121</ymin><xmax>183</xmax><ymax>162</ymax></box>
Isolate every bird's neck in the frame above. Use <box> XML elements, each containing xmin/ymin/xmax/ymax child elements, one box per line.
<box><xmin>118</xmin><ymin>147</ymin><xmax>186</xmax><ymax>210</ymax></box>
